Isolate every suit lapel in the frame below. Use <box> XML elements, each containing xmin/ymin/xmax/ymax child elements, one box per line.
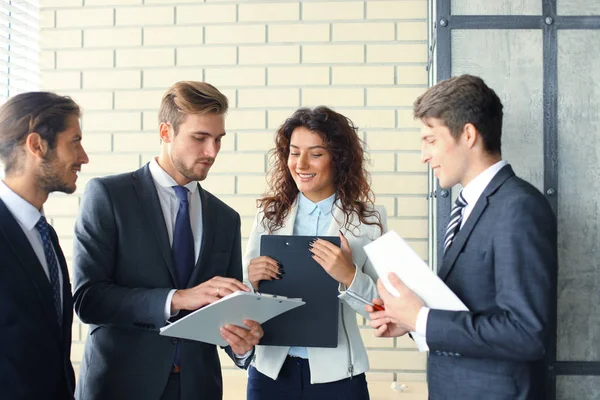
<box><xmin>438</xmin><ymin>165</ymin><xmax>516</xmax><ymax>281</ymax></box>
<box><xmin>0</xmin><ymin>200</ymin><xmax>62</xmax><ymax>342</ymax></box>
<box><xmin>189</xmin><ymin>185</ymin><xmax>216</xmax><ymax>287</ymax></box>
<box><xmin>132</xmin><ymin>165</ymin><xmax>178</xmax><ymax>286</ymax></box>
<box><xmin>278</xmin><ymin>198</ymin><xmax>299</xmax><ymax>236</ymax></box>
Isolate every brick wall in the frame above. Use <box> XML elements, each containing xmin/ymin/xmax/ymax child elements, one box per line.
<box><xmin>39</xmin><ymin>1</ymin><xmax>429</xmax><ymax>398</ymax></box>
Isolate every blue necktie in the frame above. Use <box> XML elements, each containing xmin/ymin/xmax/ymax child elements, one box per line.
<box><xmin>172</xmin><ymin>186</ymin><xmax>194</xmax><ymax>288</ymax></box>
<box><xmin>35</xmin><ymin>216</ymin><xmax>62</xmax><ymax>328</ymax></box>
<box><xmin>171</xmin><ymin>186</ymin><xmax>195</xmax><ymax>367</ymax></box>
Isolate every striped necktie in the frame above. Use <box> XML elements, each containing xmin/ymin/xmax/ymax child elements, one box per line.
<box><xmin>35</xmin><ymin>216</ymin><xmax>62</xmax><ymax>328</ymax></box>
<box><xmin>443</xmin><ymin>191</ymin><xmax>468</xmax><ymax>254</ymax></box>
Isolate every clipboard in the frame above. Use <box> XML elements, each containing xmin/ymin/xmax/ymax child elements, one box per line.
<box><xmin>259</xmin><ymin>235</ymin><xmax>340</xmax><ymax>348</ymax></box>
<box><xmin>159</xmin><ymin>291</ymin><xmax>304</xmax><ymax>346</ymax></box>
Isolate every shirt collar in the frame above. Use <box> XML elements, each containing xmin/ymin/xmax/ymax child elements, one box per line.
<box><xmin>461</xmin><ymin>160</ymin><xmax>509</xmax><ymax>206</ymax></box>
<box><xmin>149</xmin><ymin>158</ymin><xmax>198</xmax><ymax>194</ymax></box>
<box><xmin>297</xmin><ymin>192</ymin><xmax>336</xmax><ymax>216</ymax></box>
<box><xmin>0</xmin><ymin>179</ymin><xmax>44</xmax><ymax>231</ymax></box>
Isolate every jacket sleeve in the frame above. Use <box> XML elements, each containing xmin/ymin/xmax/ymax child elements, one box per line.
<box><xmin>425</xmin><ymin>194</ymin><xmax>557</xmax><ymax>361</ymax></box>
<box><xmin>338</xmin><ymin>206</ymin><xmax>388</xmax><ymax>318</ymax></box>
<box><xmin>73</xmin><ymin>178</ymin><xmax>171</xmax><ymax>332</ymax></box>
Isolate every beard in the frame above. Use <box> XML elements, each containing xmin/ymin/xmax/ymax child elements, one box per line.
<box><xmin>38</xmin><ymin>150</ymin><xmax>76</xmax><ymax>194</ymax></box>
<box><xmin>171</xmin><ymin>154</ymin><xmax>213</xmax><ymax>182</ymax></box>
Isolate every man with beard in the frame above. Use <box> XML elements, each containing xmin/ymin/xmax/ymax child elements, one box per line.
<box><xmin>0</xmin><ymin>92</ymin><xmax>89</xmax><ymax>399</ymax></box>
<box><xmin>73</xmin><ymin>81</ymin><xmax>264</xmax><ymax>400</ymax></box>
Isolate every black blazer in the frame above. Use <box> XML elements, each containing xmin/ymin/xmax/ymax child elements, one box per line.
<box><xmin>73</xmin><ymin>163</ymin><xmax>246</xmax><ymax>400</ymax></box>
<box><xmin>426</xmin><ymin>165</ymin><xmax>557</xmax><ymax>400</ymax></box>
<box><xmin>0</xmin><ymin>199</ymin><xmax>75</xmax><ymax>400</ymax></box>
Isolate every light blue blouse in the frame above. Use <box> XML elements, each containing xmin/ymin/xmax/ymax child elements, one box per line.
<box><xmin>288</xmin><ymin>192</ymin><xmax>336</xmax><ymax>359</ymax></box>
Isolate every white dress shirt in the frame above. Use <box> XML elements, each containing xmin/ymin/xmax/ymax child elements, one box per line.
<box><xmin>0</xmin><ymin>179</ymin><xmax>63</xmax><ymax>310</ymax></box>
<box><xmin>415</xmin><ymin>160</ymin><xmax>509</xmax><ymax>350</ymax></box>
<box><xmin>148</xmin><ymin>158</ymin><xmax>203</xmax><ymax>321</ymax></box>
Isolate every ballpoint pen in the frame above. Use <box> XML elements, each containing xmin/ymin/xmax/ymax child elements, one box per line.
<box><xmin>345</xmin><ymin>289</ymin><xmax>385</xmax><ymax>311</ymax></box>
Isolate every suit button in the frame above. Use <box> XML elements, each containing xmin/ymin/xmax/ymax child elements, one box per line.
<box><xmin>171</xmin><ymin>338</ymin><xmax>179</xmax><ymax>345</ymax></box>
<box><xmin>455</xmin><ymin>353</ymin><xmax>461</xmax><ymax>357</ymax></box>
<box><xmin>442</xmin><ymin>351</ymin><xmax>448</xmax><ymax>356</ymax></box>
<box><xmin>434</xmin><ymin>350</ymin><xmax>441</xmax><ymax>356</ymax></box>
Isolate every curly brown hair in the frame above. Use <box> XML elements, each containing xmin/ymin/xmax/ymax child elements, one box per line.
<box><xmin>258</xmin><ymin>106</ymin><xmax>383</xmax><ymax>234</ymax></box>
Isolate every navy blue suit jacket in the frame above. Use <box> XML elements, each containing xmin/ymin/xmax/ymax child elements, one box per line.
<box><xmin>0</xmin><ymin>199</ymin><xmax>75</xmax><ymax>399</ymax></box>
<box><xmin>426</xmin><ymin>165</ymin><xmax>557</xmax><ymax>400</ymax></box>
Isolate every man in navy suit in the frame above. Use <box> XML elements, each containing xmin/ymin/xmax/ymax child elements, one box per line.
<box><xmin>368</xmin><ymin>75</ymin><xmax>557</xmax><ymax>399</ymax></box>
<box><xmin>0</xmin><ymin>92</ymin><xmax>89</xmax><ymax>399</ymax></box>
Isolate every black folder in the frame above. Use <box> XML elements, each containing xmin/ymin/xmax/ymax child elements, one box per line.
<box><xmin>258</xmin><ymin>235</ymin><xmax>340</xmax><ymax>348</ymax></box>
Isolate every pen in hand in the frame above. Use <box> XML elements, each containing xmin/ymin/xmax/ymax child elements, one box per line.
<box><xmin>345</xmin><ymin>290</ymin><xmax>385</xmax><ymax>311</ymax></box>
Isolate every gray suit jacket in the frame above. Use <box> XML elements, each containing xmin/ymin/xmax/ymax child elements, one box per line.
<box><xmin>73</xmin><ymin>164</ymin><xmax>245</xmax><ymax>400</ymax></box>
<box><xmin>426</xmin><ymin>165</ymin><xmax>557</xmax><ymax>400</ymax></box>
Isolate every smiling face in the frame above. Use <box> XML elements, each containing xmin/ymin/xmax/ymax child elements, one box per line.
<box><xmin>420</xmin><ymin>117</ymin><xmax>469</xmax><ymax>189</ymax></box>
<box><xmin>287</xmin><ymin>126</ymin><xmax>335</xmax><ymax>203</ymax></box>
<box><xmin>159</xmin><ymin>113</ymin><xmax>225</xmax><ymax>185</ymax></box>
<box><xmin>38</xmin><ymin>114</ymin><xmax>89</xmax><ymax>194</ymax></box>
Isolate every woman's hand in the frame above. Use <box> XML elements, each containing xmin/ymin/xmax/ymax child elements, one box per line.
<box><xmin>247</xmin><ymin>256</ymin><xmax>282</xmax><ymax>290</ymax></box>
<box><xmin>310</xmin><ymin>231</ymin><xmax>356</xmax><ymax>287</ymax></box>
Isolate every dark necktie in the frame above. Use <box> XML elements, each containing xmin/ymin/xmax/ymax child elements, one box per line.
<box><xmin>443</xmin><ymin>191</ymin><xmax>468</xmax><ymax>254</ymax></box>
<box><xmin>35</xmin><ymin>216</ymin><xmax>62</xmax><ymax>328</ymax></box>
<box><xmin>172</xmin><ymin>186</ymin><xmax>194</xmax><ymax>288</ymax></box>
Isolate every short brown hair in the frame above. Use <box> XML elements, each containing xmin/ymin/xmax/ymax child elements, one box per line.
<box><xmin>158</xmin><ymin>81</ymin><xmax>228</xmax><ymax>134</ymax></box>
<box><xmin>413</xmin><ymin>74</ymin><xmax>503</xmax><ymax>154</ymax></box>
<box><xmin>0</xmin><ymin>92</ymin><xmax>80</xmax><ymax>174</ymax></box>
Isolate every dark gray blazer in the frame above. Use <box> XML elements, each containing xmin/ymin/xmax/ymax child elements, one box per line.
<box><xmin>0</xmin><ymin>200</ymin><xmax>75</xmax><ymax>400</ymax></box>
<box><xmin>426</xmin><ymin>165</ymin><xmax>557</xmax><ymax>400</ymax></box>
<box><xmin>73</xmin><ymin>164</ymin><xmax>246</xmax><ymax>400</ymax></box>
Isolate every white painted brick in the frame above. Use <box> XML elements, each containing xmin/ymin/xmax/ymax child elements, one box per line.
<box><xmin>239</xmin><ymin>3</ymin><xmax>299</xmax><ymax>22</ymax></box>
<box><xmin>239</xmin><ymin>45</ymin><xmax>299</xmax><ymax>65</ymax></box>
<box><xmin>40</xmin><ymin>30</ymin><xmax>81</xmax><ymax>49</ymax></box>
<box><xmin>52</xmin><ymin>217</ymin><xmax>77</xmax><ymax>237</ymax></box>
<box><xmin>85</xmin><ymin>0</ymin><xmax>140</xmax><ymax>5</ymax></box>
<box><xmin>397</xmin><ymin>65</ymin><xmax>429</xmax><ymax>85</ymax></box>
<box><xmin>200</xmin><ymin>174</ymin><xmax>235</xmax><ymax>195</ymax></box>
<box><xmin>333</xmin><ymin>23</ymin><xmax>395</xmax><ymax>42</ymax></box>
<box><xmin>368</xmin><ymin>349</ymin><xmax>426</xmax><ymax>370</ymax></box>
<box><xmin>398</xmin><ymin>21</ymin><xmax>428</xmax><ymax>41</ymax></box>
<box><xmin>114</xmin><ymin>90</ymin><xmax>164</xmax><ymax>110</ymax></box>
<box><xmin>145</xmin><ymin>0</ymin><xmax>195</xmax><ymax>3</ymax></box>
<box><xmin>367</xmin><ymin>1</ymin><xmax>427</xmax><ymax>20</ymax></box>
<box><xmin>113</xmin><ymin>133</ymin><xmax>159</xmax><ymax>152</ymax></box>
<box><xmin>83</xmin><ymin>70</ymin><xmax>141</xmax><ymax>90</ymax></box>
<box><xmin>117</xmin><ymin>49</ymin><xmax>174</xmax><ymax>68</ymax></box>
<box><xmin>303</xmin><ymin>2</ymin><xmax>363</xmax><ymax>21</ymax></box>
<box><xmin>83</xmin><ymin>112</ymin><xmax>141</xmax><ymax>132</ymax></box>
<box><xmin>211</xmin><ymin>154</ymin><xmax>265</xmax><ymax>173</ymax></box>
<box><xmin>206</xmin><ymin>25</ymin><xmax>266</xmax><ymax>44</ymax></box>
<box><xmin>332</xmin><ymin>66</ymin><xmax>394</xmax><ymax>85</ymax></box>
<box><xmin>236</xmin><ymin>132</ymin><xmax>274</xmax><ymax>152</ymax></box>
<box><xmin>41</xmin><ymin>0</ymin><xmax>81</xmax><ymax>6</ymax></box>
<box><xmin>227</xmin><ymin>110</ymin><xmax>266</xmax><ymax>130</ymax></box>
<box><xmin>40</xmin><ymin>10</ymin><xmax>55</xmax><ymax>29</ymax></box>
<box><xmin>142</xmin><ymin>112</ymin><xmax>158</xmax><ymax>131</ymax></box>
<box><xmin>143</xmin><ymin>68</ymin><xmax>203</xmax><ymax>88</ymax></box>
<box><xmin>40</xmin><ymin>71</ymin><xmax>81</xmax><ymax>90</ymax></box>
<box><xmin>397</xmin><ymin>152</ymin><xmax>427</xmax><ymax>172</ymax></box>
<box><xmin>369</xmin><ymin>153</ymin><xmax>395</xmax><ymax>172</ymax></box>
<box><xmin>238</xmin><ymin>88</ymin><xmax>299</xmax><ymax>108</ymax></box>
<box><xmin>177</xmin><ymin>4</ymin><xmax>236</xmax><ymax>24</ymax></box>
<box><xmin>144</xmin><ymin>26</ymin><xmax>203</xmax><ymax>46</ymax></box>
<box><xmin>205</xmin><ymin>67</ymin><xmax>265</xmax><ymax>87</ymax></box>
<box><xmin>397</xmin><ymin>197</ymin><xmax>428</xmax><ymax>217</ymax></box>
<box><xmin>219</xmin><ymin>195</ymin><xmax>260</xmax><ymax>217</ymax></box>
<box><xmin>269</xmin><ymin>66</ymin><xmax>329</xmax><ymax>86</ymax></box>
<box><xmin>39</xmin><ymin>51</ymin><xmax>55</xmax><ymax>70</ymax></box>
<box><xmin>366</xmin><ymin>130</ymin><xmax>421</xmax><ymax>151</ymax></box>
<box><xmin>71</xmin><ymin>92</ymin><xmax>113</xmax><ymax>111</ymax></box>
<box><xmin>85</xmin><ymin>28</ymin><xmax>142</xmax><ymax>48</ymax></box>
<box><xmin>57</xmin><ymin>50</ymin><xmax>113</xmax><ymax>69</ymax></box>
<box><xmin>56</xmin><ymin>9</ymin><xmax>113</xmax><ymax>28</ymax></box>
<box><xmin>375</xmin><ymin>197</ymin><xmax>395</xmax><ymax>217</ymax></box>
<box><xmin>367</xmin><ymin>87</ymin><xmax>427</xmax><ymax>107</ymax></box>
<box><xmin>388</xmin><ymin>218</ymin><xmax>428</xmax><ymax>239</ymax></box>
<box><xmin>267</xmin><ymin>109</ymin><xmax>295</xmax><ymax>129</ymax></box>
<box><xmin>371</xmin><ymin>174</ymin><xmax>427</xmax><ymax>195</ymax></box>
<box><xmin>367</xmin><ymin>44</ymin><xmax>428</xmax><ymax>63</ymax></box>
<box><xmin>338</xmin><ymin>110</ymin><xmax>395</xmax><ymax>129</ymax></box>
<box><xmin>302</xmin><ymin>88</ymin><xmax>364</xmax><ymax>107</ymax></box>
<box><xmin>45</xmin><ymin>195</ymin><xmax>79</xmax><ymax>216</ymax></box>
<box><xmin>398</xmin><ymin>109</ymin><xmax>422</xmax><ymax>129</ymax></box>
<box><xmin>237</xmin><ymin>175</ymin><xmax>268</xmax><ymax>195</ymax></box>
<box><xmin>85</xmin><ymin>154</ymin><xmax>140</xmax><ymax>174</ymax></box>
<box><xmin>177</xmin><ymin>47</ymin><xmax>236</xmax><ymax>66</ymax></box>
<box><xmin>269</xmin><ymin>23</ymin><xmax>329</xmax><ymax>43</ymax></box>
<box><xmin>116</xmin><ymin>7</ymin><xmax>174</xmax><ymax>26</ymax></box>
<box><xmin>81</xmin><ymin>133</ymin><xmax>112</xmax><ymax>152</ymax></box>
<box><xmin>302</xmin><ymin>44</ymin><xmax>364</xmax><ymax>64</ymax></box>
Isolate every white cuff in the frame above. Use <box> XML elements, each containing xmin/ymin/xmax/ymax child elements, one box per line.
<box><xmin>233</xmin><ymin>348</ymin><xmax>253</xmax><ymax>366</ymax></box>
<box><xmin>338</xmin><ymin>263</ymin><xmax>358</xmax><ymax>293</ymax></box>
<box><xmin>165</xmin><ymin>289</ymin><xmax>178</xmax><ymax>321</ymax></box>
<box><xmin>416</xmin><ymin>306</ymin><xmax>430</xmax><ymax>336</ymax></box>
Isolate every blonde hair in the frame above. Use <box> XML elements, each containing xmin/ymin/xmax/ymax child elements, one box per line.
<box><xmin>158</xmin><ymin>81</ymin><xmax>228</xmax><ymax>134</ymax></box>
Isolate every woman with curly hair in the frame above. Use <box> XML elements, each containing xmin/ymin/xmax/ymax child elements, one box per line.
<box><xmin>243</xmin><ymin>106</ymin><xmax>387</xmax><ymax>400</ymax></box>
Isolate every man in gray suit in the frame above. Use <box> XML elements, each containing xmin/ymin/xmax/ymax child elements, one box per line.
<box><xmin>367</xmin><ymin>75</ymin><xmax>557</xmax><ymax>399</ymax></box>
<box><xmin>73</xmin><ymin>81</ymin><xmax>264</xmax><ymax>400</ymax></box>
